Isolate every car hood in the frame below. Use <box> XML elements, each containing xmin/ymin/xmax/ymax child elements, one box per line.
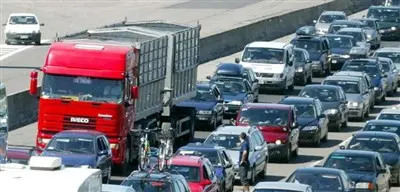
<box><xmin>41</xmin><ymin>151</ymin><xmax>96</xmax><ymax>167</ymax></box>
<box><xmin>240</xmin><ymin>62</ymin><xmax>285</xmax><ymax>74</ymax></box>
<box><xmin>331</xmin><ymin>47</ymin><xmax>350</xmax><ymax>55</ymax></box>
<box><xmin>380</xmin><ymin>153</ymin><xmax>400</xmax><ymax>166</ymax></box>
<box><xmin>345</xmin><ymin>93</ymin><xmax>362</xmax><ymax>102</ymax></box>
<box><xmin>223</xmin><ymin>94</ymin><xmax>246</xmax><ymax>102</ymax></box>
<box><xmin>5</xmin><ymin>24</ymin><xmax>40</xmax><ymax>33</ymax></box>
<box><xmin>321</xmin><ymin>101</ymin><xmax>340</xmax><ymax>110</ymax></box>
<box><xmin>177</xmin><ymin>100</ymin><xmax>215</xmax><ymax>111</ymax></box>
<box><xmin>188</xmin><ymin>182</ymin><xmax>204</xmax><ymax>192</ymax></box>
<box><xmin>315</xmin><ymin>23</ymin><xmax>330</xmax><ymax>31</ymax></box>
<box><xmin>297</xmin><ymin>117</ymin><xmax>318</xmax><ymax>128</ymax></box>
<box><xmin>347</xmin><ymin>172</ymin><xmax>376</xmax><ymax>183</ymax></box>
<box><xmin>308</xmin><ymin>52</ymin><xmax>322</xmax><ymax>61</ymax></box>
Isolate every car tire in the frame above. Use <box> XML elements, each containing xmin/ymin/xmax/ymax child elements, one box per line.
<box><xmin>382</xmin><ymin>94</ymin><xmax>386</xmax><ymax>102</ymax></box>
<box><xmin>288</xmin><ymin>81</ymin><xmax>294</xmax><ymax>91</ymax></box>
<box><xmin>341</xmin><ymin>115</ymin><xmax>348</xmax><ymax>128</ymax></box>
<box><xmin>229</xmin><ymin>178</ymin><xmax>234</xmax><ymax>192</ymax></box>
<box><xmin>35</xmin><ymin>38</ymin><xmax>41</xmax><ymax>45</ymax></box>
<box><xmin>211</xmin><ymin>114</ymin><xmax>217</xmax><ymax>131</ymax></box>
<box><xmin>279</xmin><ymin>79</ymin><xmax>287</xmax><ymax>94</ymax></box>
<box><xmin>370</xmin><ymin>99</ymin><xmax>375</xmax><ymax>109</ymax></box>
<box><xmin>283</xmin><ymin>145</ymin><xmax>291</xmax><ymax>163</ymax></box>
<box><xmin>393</xmin><ymin>86</ymin><xmax>398</xmax><ymax>95</ymax></box>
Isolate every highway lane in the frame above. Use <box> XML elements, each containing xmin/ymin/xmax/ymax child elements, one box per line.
<box><xmin>0</xmin><ymin>0</ymin><xmax>334</xmax><ymax>94</ymax></box>
<box><xmin>7</xmin><ymin>7</ymin><xmax>400</xmax><ymax>192</ymax></box>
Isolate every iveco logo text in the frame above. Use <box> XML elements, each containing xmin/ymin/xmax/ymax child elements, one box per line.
<box><xmin>70</xmin><ymin>117</ymin><xmax>89</xmax><ymax>123</ymax></box>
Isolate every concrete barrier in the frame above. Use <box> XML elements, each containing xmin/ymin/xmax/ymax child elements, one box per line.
<box><xmin>7</xmin><ymin>0</ymin><xmax>380</xmax><ymax>130</ymax></box>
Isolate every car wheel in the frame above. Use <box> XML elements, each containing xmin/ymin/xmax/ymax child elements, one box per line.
<box><xmin>364</xmin><ymin>106</ymin><xmax>370</xmax><ymax>118</ymax></box>
<box><xmin>288</xmin><ymin>80</ymin><xmax>294</xmax><ymax>91</ymax></box>
<box><xmin>230</xmin><ymin>178</ymin><xmax>234</xmax><ymax>192</ymax></box>
<box><xmin>382</xmin><ymin>94</ymin><xmax>386</xmax><ymax>102</ymax></box>
<box><xmin>394</xmin><ymin>86</ymin><xmax>398</xmax><ymax>95</ymax></box>
<box><xmin>370</xmin><ymin>99</ymin><xmax>375</xmax><ymax>109</ymax></box>
<box><xmin>259</xmin><ymin>158</ymin><xmax>268</xmax><ymax>178</ymax></box>
<box><xmin>279</xmin><ymin>79</ymin><xmax>287</xmax><ymax>94</ymax></box>
<box><xmin>35</xmin><ymin>38</ymin><xmax>41</xmax><ymax>45</ymax></box>
<box><xmin>341</xmin><ymin>115</ymin><xmax>348</xmax><ymax>128</ymax></box>
<box><xmin>283</xmin><ymin>145</ymin><xmax>291</xmax><ymax>163</ymax></box>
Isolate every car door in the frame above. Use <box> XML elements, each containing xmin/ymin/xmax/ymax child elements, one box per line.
<box><xmin>364</xmin><ymin>75</ymin><xmax>375</xmax><ymax>101</ymax></box>
<box><xmin>244</xmin><ymin>80</ymin><xmax>254</xmax><ymax>102</ymax></box>
<box><xmin>251</xmin><ymin>131</ymin><xmax>265</xmax><ymax>173</ymax></box>
<box><xmin>321</xmin><ymin>40</ymin><xmax>328</xmax><ymax>67</ymax></box>
<box><xmin>286</xmin><ymin>48</ymin><xmax>296</xmax><ymax>84</ymax></box>
<box><xmin>289</xmin><ymin>107</ymin><xmax>300</xmax><ymax>148</ymax></box>
<box><xmin>204</xmin><ymin>163</ymin><xmax>218</xmax><ymax>192</ymax></box>
<box><xmin>315</xmin><ymin>100</ymin><xmax>328</xmax><ymax>137</ymax></box>
<box><xmin>221</xmin><ymin>150</ymin><xmax>234</xmax><ymax>188</ymax></box>
<box><xmin>245</xmin><ymin>68</ymin><xmax>259</xmax><ymax>96</ymax></box>
<box><xmin>338</xmin><ymin>88</ymin><xmax>349</xmax><ymax>122</ymax></box>
<box><xmin>360</xmin><ymin>80</ymin><xmax>370</xmax><ymax>111</ymax></box>
<box><xmin>177</xmin><ymin>179</ymin><xmax>191</xmax><ymax>192</ymax></box>
<box><xmin>101</xmin><ymin>136</ymin><xmax>113</xmax><ymax>170</ymax></box>
<box><xmin>96</xmin><ymin>137</ymin><xmax>107</xmax><ymax>172</ymax></box>
<box><xmin>303</xmin><ymin>50</ymin><xmax>312</xmax><ymax>78</ymax></box>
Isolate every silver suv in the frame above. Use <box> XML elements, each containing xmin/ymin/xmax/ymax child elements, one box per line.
<box><xmin>313</xmin><ymin>11</ymin><xmax>347</xmax><ymax>35</ymax></box>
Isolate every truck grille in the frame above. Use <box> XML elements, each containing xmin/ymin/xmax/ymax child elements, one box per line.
<box><xmin>63</xmin><ymin>115</ymin><xmax>96</xmax><ymax>130</ymax></box>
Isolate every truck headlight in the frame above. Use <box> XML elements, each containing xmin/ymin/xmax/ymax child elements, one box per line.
<box><xmin>326</xmin><ymin>109</ymin><xmax>338</xmax><ymax>114</ymax></box>
<box><xmin>230</xmin><ymin>101</ymin><xmax>242</xmax><ymax>105</ymax></box>
<box><xmin>355</xmin><ymin>182</ymin><xmax>374</xmax><ymax>189</ymax></box>
<box><xmin>302</xmin><ymin>126</ymin><xmax>318</xmax><ymax>131</ymax></box>
<box><xmin>198</xmin><ymin>110</ymin><xmax>212</xmax><ymax>115</ymax></box>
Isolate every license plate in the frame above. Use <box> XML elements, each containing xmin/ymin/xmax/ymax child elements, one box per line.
<box><xmin>20</xmin><ymin>35</ymin><xmax>28</xmax><ymax>39</ymax></box>
<box><xmin>224</xmin><ymin>106</ymin><xmax>229</xmax><ymax>111</ymax></box>
<box><xmin>332</xmin><ymin>60</ymin><xmax>337</xmax><ymax>64</ymax></box>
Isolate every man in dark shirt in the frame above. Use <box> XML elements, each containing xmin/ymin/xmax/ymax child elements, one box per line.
<box><xmin>239</xmin><ymin>132</ymin><xmax>250</xmax><ymax>192</ymax></box>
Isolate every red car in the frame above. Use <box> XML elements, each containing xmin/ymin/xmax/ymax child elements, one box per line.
<box><xmin>170</xmin><ymin>155</ymin><xmax>219</xmax><ymax>192</ymax></box>
<box><xmin>236</xmin><ymin>103</ymin><xmax>300</xmax><ymax>163</ymax></box>
<box><xmin>6</xmin><ymin>145</ymin><xmax>37</xmax><ymax>164</ymax></box>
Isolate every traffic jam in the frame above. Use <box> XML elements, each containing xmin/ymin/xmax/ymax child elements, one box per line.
<box><xmin>4</xmin><ymin>1</ymin><xmax>400</xmax><ymax>192</ymax></box>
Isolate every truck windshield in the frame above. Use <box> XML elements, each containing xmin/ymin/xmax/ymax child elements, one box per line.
<box><xmin>45</xmin><ymin>137</ymin><xmax>95</xmax><ymax>154</ymax></box>
<box><xmin>238</xmin><ymin>108</ymin><xmax>289</xmax><ymax>126</ymax></box>
<box><xmin>121</xmin><ymin>179</ymin><xmax>172</xmax><ymax>192</ymax></box>
<box><xmin>242</xmin><ymin>47</ymin><xmax>284</xmax><ymax>64</ymax></box>
<box><xmin>368</xmin><ymin>8</ymin><xmax>400</xmax><ymax>23</ymax></box>
<box><xmin>41</xmin><ymin>74</ymin><xmax>123</xmax><ymax>103</ymax></box>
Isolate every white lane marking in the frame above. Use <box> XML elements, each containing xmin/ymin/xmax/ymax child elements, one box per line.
<box><xmin>0</xmin><ymin>39</ymin><xmax>50</xmax><ymax>61</ymax></box>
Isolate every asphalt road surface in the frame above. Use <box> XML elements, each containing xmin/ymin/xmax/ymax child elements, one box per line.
<box><xmin>6</xmin><ymin>7</ymin><xmax>400</xmax><ymax>192</ymax></box>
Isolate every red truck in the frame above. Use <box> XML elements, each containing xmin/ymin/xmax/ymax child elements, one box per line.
<box><xmin>28</xmin><ymin>20</ymin><xmax>201</xmax><ymax>173</ymax></box>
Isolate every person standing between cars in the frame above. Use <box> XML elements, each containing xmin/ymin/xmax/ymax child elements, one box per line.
<box><xmin>239</xmin><ymin>132</ymin><xmax>250</xmax><ymax>192</ymax></box>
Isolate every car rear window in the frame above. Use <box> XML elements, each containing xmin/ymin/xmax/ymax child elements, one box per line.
<box><xmin>323</xmin><ymin>80</ymin><xmax>360</xmax><ymax>94</ymax></box>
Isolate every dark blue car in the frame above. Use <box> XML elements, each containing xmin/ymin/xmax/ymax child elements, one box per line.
<box><xmin>279</xmin><ymin>96</ymin><xmax>329</xmax><ymax>147</ymax></box>
<box><xmin>325</xmin><ymin>34</ymin><xmax>356</xmax><ymax>70</ymax></box>
<box><xmin>344</xmin><ymin>131</ymin><xmax>400</xmax><ymax>186</ymax></box>
<box><xmin>41</xmin><ymin>130</ymin><xmax>112</xmax><ymax>183</ymax></box>
<box><xmin>341</xmin><ymin>58</ymin><xmax>388</xmax><ymax>103</ymax></box>
<box><xmin>175</xmin><ymin>143</ymin><xmax>235</xmax><ymax>192</ymax></box>
<box><xmin>177</xmin><ymin>83</ymin><xmax>224</xmax><ymax>130</ymax></box>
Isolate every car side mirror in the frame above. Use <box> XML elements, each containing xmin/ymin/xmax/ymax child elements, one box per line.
<box><xmin>288</xmin><ymin>61</ymin><xmax>293</xmax><ymax>67</ymax></box>
<box><xmin>254</xmin><ymin>146</ymin><xmax>263</xmax><ymax>151</ymax></box>
<box><xmin>383</xmin><ymin>74</ymin><xmax>388</xmax><ymax>78</ymax></box>
<box><xmin>319</xmin><ymin>114</ymin><xmax>326</xmax><ymax>118</ymax></box>
<box><xmin>341</xmin><ymin>100</ymin><xmax>348</xmax><ymax>104</ymax></box>
<box><xmin>247</xmin><ymin>91</ymin><xmax>254</xmax><ymax>94</ymax></box>
<box><xmin>313</xmin><ymin>20</ymin><xmax>317</xmax><ymax>23</ymax></box>
<box><xmin>306</xmin><ymin>59</ymin><xmax>311</xmax><ymax>63</ymax></box>
<box><xmin>225</xmin><ymin>163</ymin><xmax>232</xmax><ymax>168</ymax></box>
<box><xmin>230</xmin><ymin>118</ymin><xmax>236</xmax><ymax>125</ymax></box>
<box><xmin>201</xmin><ymin>179</ymin><xmax>212</xmax><ymax>186</ymax></box>
<box><xmin>99</xmin><ymin>150</ymin><xmax>108</xmax><ymax>156</ymax></box>
<box><xmin>291</xmin><ymin>122</ymin><xmax>299</xmax><ymax>128</ymax></box>
<box><xmin>235</xmin><ymin>58</ymin><xmax>240</xmax><ymax>63</ymax></box>
<box><xmin>339</xmin><ymin>145</ymin><xmax>345</xmax><ymax>150</ymax></box>
<box><xmin>40</xmin><ymin>23</ymin><xmax>45</xmax><ymax>26</ymax></box>
<box><xmin>206</xmin><ymin>75</ymin><xmax>211</xmax><ymax>80</ymax></box>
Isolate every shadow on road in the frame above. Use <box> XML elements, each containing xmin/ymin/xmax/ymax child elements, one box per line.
<box><xmin>291</xmin><ymin>154</ymin><xmax>324</xmax><ymax>164</ymax></box>
<box><xmin>320</xmin><ymin>139</ymin><xmax>342</xmax><ymax>148</ymax></box>
<box><xmin>340</xmin><ymin>125</ymin><xmax>362</xmax><ymax>133</ymax></box>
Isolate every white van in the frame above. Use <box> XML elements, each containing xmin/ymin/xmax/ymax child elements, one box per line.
<box><xmin>235</xmin><ymin>41</ymin><xmax>295</xmax><ymax>94</ymax></box>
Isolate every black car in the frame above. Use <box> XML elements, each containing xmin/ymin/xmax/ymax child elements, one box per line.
<box><xmin>290</xmin><ymin>33</ymin><xmax>331</xmax><ymax>76</ymax></box>
<box><xmin>325</xmin><ymin>34</ymin><xmax>356</xmax><ymax>70</ymax></box>
<box><xmin>286</xmin><ymin>167</ymin><xmax>355</xmax><ymax>192</ymax></box>
<box><xmin>177</xmin><ymin>83</ymin><xmax>224</xmax><ymax>130</ymax></box>
<box><xmin>327</xmin><ymin>19</ymin><xmax>363</xmax><ymax>34</ymax></box>
<box><xmin>278</xmin><ymin>96</ymin><xmax>328</xmax><ymax>146</ymax></box>
<box><xmin>362</xmin><ymin>120</ymin><xmax>400</xmax><ymax>137</ymax></box>
<box><xmin>366</xmin><ymin>6</ymin><xmax>400</xmax><ymax>40</ymax></box>
<box><xmin>121</xmin><ymin>171</ymin><xmax>191</xmax><ymax>192</ymax></box>
<box><xmin>344</xmin><ymin>131</ymin><xmax>400</xmax><ymax>186</ymax></box>
<box><xmin>207</xmin><ymin>63</ymin><xmax>260</xmax><ymax>102</ymax></box>
<box><xmin>294</xmin><ymin>47</ymin><xmax>313</xmax><ymax>85</ymax></box>
<box><xmin>323</xmin><ymin>150</ymin><xmax>391</xmax><ymax>192</ymax></box>
<box><xmin>298</xmin><ymin>85</ymin><xmax>349</xmax><ymax>132</ymax></box>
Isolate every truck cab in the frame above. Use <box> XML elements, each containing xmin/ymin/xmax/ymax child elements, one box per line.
<box><xmin>235</xmin><ymin>42</ymin><xmax>295</xmax><ymax>94</ymax></box>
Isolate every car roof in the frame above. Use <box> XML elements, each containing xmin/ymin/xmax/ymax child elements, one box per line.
<box><xmin>213</xmin><ymin>125</ymin><xmax>253</xmax><ymax>135</ymax></box>
<box><xmin>331</xmin><ymin>20</ymin><xmax>360</xmax><ymax>24</ymax></box>
<box><xmin>380</xmin><ymin>108</ymin><xmax>400</xmax><ymax>114</ymax></box>
<box><xmin>331</xmin><ymin>149</ymin><xmax>378</xmax><ymax>157</ymax></box>
<box><xmin>127</xmin><ymin>171</ymin><xmax>182</xmax><ymax>182</ymax></box>
<box><xmin>212</xmin><ymin>76</ymin><xmax>245</xmax><ymax>82</ymax></box>
<box><xmin>246</xmin><ymin>41</ymin><xmax>289</xmax><ymax>49</ymax></box>
<box><xmin>376</xmin><ymin>47</ymin><xmax>400</xmax><ymax>53</ymax></box>
<box><xmin>241</xmin><ymin>103</ymin><xmax>291</xmax><ymax>110</ymax></box>
<box><xmin>321</xmin><ymin>11</ymin><xmax>346</xmax><ymax>15</ymax></box>
<box><xmin>353</xmin><ymin>131</ymin><xmax>398</xmax><ymax>138</ymax></box>
<box><xmin>367</xmin><ymin>119</ymin><xmax>400</xmax><ymax>125</ymax></box>
<box><xmin>293</xmin><ymin>36</ymin><xmax>323</xmax><ymax>41</ymax></box>
<box><xmin>280</xmin><ymin>96</ymin><xmax>315</xmax><ymax>104</ymax></box>
<box><xmin>334</xmin><ymin>71</ymin><xmax>366</xmax><ymax>77</ymax></box>
<box><xmin>294</xmin><ymin>167</ymin><xmax>344</xmax><ymax>175</ymax></box>
<box><xmin>254</xmin><ymin>182</ymin><xmax>310</xmax><ymax>190</ymax></box>
<box><xmin>303</xmin><ymin>84</ymin><xmax>341</xmax><ymax>90</ymax></box>
<box><xmin>171</xmin><ymin>155</ymin><xmax>206</xmax><ymax>167</ymax></box>
<box><xmin>337</xmin><ymin>27</ymin><xmax>363</xmax><ymax>32</ymax></box>
<box><xmin>325</xmin><ymin>34</ymin><xmax>354</xmax><ymax>39</ymax></box>
<box><xmin>55</xmin><ymin>130</ymin><xmax>103</xmax><ymax>138</ymax></box>
<box><xmin>180</xmin><ymin>143</ymin><xmax>224</xmax><ymax>151</ymax></box>
<box><xmin>379</xmin><ymin>57</ymin><xmax>392</xmax><ymax>62</ymax></box>
<box><xmin>325</xmin><ymin>75</ymin><xmax>361</xmax><ymax>81</ymax></box>
<box><xmin>9</xmin><ymin>13</ymin><xmax>37</xmax><ymax>17</ymax></box>
<box><xmin>349</xmin><ymin>58</ymin><xmax>379</xmax><ymax>62</ymax></box>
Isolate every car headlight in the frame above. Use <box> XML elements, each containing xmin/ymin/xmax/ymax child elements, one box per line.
<box><xmin>230</xmin><ymin>101</ymin><xmax>242</xmax><ymax>105</ymax></box>
<box><xmin>275</xmin><ymin>140</ymin><xmax>282</xmax><ymax>145</ymax></box>
<box><xmin>296</xmin><ymin>67</ymin><xmax>303</xmax><ymax>72</ymax></box>
<box><xmin>303</xmin><ymin>126</ymin><xmax>318</xmax><ymax>131</ymax></box>
<box><xmin>391</xmin><ymin>27</ymin><xmax>396</xmax><ymax>31</ymax></box>
<box><xmin>355</xmin><ymin>182</ymin><xmax>374</xmax><ymax>189</ymax></box>
<box><xmin>0</xmin><ymin>118</ymin><xmax>7</xmax><ymax>127</ymax></box>
<box><xmin>198</xmin><ymin>110</ymin><xmax>212</xmax><ymax>115</ymax></box>
<box><xmin>379</xmin><ymin>29</ymin><xmax>385</xmax><ymax>33</ymax></box>
<box><xmin>366</xmin><ymin>34</ymin><xmax>372</xmax><ymax>39</ymax></box>
<box><xmin>273</xmin><ymin>73</ymin><xmax>284</xmax><ymax>78</ymax></box>
<box><xmin>374</xmin><ymin>87</ymin><xmax>380</xmax><ymax>91</ymax></box>
<box><xmin>341</xmin><ymin>54</ymin><xmax>350</xmax><ymax>58</ymax></box>
<box><xmin>326</xmin><ymin>109</ymin><xmax>339</xmax><ymax>114</ymax></box>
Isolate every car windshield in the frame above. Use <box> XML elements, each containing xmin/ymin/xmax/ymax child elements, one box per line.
<box><xmin>381</xmin><ymin>61</ymin><xmax>391</xmax><ymax>72</ymax></box>
<box><xmin>175</xmin><ymin>150</ymin><xmax>221</xmax><ymax>166</ymax></box>
<box><xmin>327</xmin><ymin>36</ymin><xmax>353</xmax><ymax>48</ymax></box>
<box><xmin>121</xmin><ymin>179</ymin><xmax>172</xmax><ymax>192</ymax></box>
<box><xmin>341</xmin><ymin>62</ymin><xmax>379</xmax><ymax>77</ymax></box>
<box><xmin>204</xmin><ymin>134</ymin><xmax>241</xmax><ymax>150</ymax></box>
<box><xmin>359</xmin><ymin>20</ymin><xmax>376</xmax><ymax>29</ymax></box>
<box><xmin>290</xmin><ymin>103</ymin><xmax>317</xmax><ymax>118</ymax></box>
<box><xmin>238</xmin><ymin>108</ymin><xmax>289</xmax><ymax>126</ymax></box>
<box><xmin>293</xmin><ymin>40</ymin><xmax>320</xmax><ymax>52</ymax></box>
<box><xmin>377</xmin><ymin>113</ymin><xmax>400</xmax><ymax>121</ymax></box>
<box><xmin>364</xmin><ymin>123</ymin><xmax>400</xmax><ymax>136</ymax></box>
<box><xmin>254</xmin><ymin>190</ymin><xmax>303</xmax><ymax>192</ymax></box>
<box><xmin>288</xmin><ymin>172</ymin><xmax>342</xmax><ymax>192</ymax></box>
<box><xmin>242</xmin><ymin>47</ymin><xmax>284</xmax><ymax>64</ymax></box>
<box><xmin>368</xmin><ymin>8</ymin><xmax>400</xmax><ymax>23</ymax></box>
<box><xmin>294</xmin><ymin>50</ymin><xmax>305</xmax><ymax>63</ymax></box>
<box><xmin>300</xmin><ymin>88</ymin><xmax>339</xmax><ymax>102</ymax></box>
<box><xmin>169</xmin><ymin>165</ymin><xmax>200</xmax><ymax>182</ymax></box>
<box><xmin>193</xmin><ymin>87</ymin><xmax>215</xmax><ymax>102</ymax></box>
<box><xmin>375</xmin><ymin>52</ymin><xmax>400</xmax><ymax>63</ymax></box>
<box><xmin>319</xmin><ymin>14</ymin><xmax>346</xmax><ymax>23</ymax></box>
<box><xmin>348</xmin><ymin>137</ymin><xmax>399</xmax><ymax>153</ymax></box>
<box><xmin>8</xmin><ymin>16</ymin><xmax>38</xmax><ymax>25</ymax></box>
<box><xmin>337</xmin><ymin>31</ymin><xmax>362</xmax><ymax>42</ymax></box>
<box><xmin>213</xmin><ymin>79</ymin><xmax>246</xmax><ymax>95</ymax></box>
<box><xmin>45</xmin><ymin>137</ymin><xmax>94</xmax><ymax>154</ymax></box>
<box><xmin>41</xmin><ymin>74</ymin><xmax>123</xmax><ymax>104</ymax></box>
<box><xmin>323</xmin><ymin>80</ymin><xmax>360</xmax><ymax>94</ymax></box>
<box><xmin>325</xmin><ymin>155</ymin><xmax>376</xmax><ymax>173</ymax></box>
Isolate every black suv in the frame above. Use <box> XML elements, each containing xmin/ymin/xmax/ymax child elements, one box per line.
<box><xmin>290</xmin><ymin>34</ymin><xmax>332</xmax><ymax>76</ymax></box>
<box><xmin>121</xmin><ymin>171</ymin><xmax>191</xmax><ymax>192</ymax></box>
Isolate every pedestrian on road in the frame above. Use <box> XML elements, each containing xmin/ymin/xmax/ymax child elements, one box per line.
<box><xmin>239</xmin><ymin>132</ymin><xmax>250</xmax><ymax>192</ymax></box>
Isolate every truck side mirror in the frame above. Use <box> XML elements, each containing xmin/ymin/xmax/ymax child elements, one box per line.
<box><xmin>131</xmin><ymin>86</ymin><xmax>139</xmax><ymax>99</ymax></box>
<box><xmin>234</xmin><ymin>58</ymin><xmax>240</xmax><ymax>63</ymax></box>
<box><xmin>29</xmin><ymin>71</ymin><xmax>38</xmax><ymax>95</ymax></box>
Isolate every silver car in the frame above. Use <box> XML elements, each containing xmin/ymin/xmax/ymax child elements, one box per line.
<box><xmin>204</xmin><ymin>125</ymin><xmax>268</xmax><ymax>184</ymax></box>
<box><xmin>322</xmin><ymin>76</ymin><xmax>371</xmax><ymax>121</ymax></box>
<box><xmin>354</xmin><ymin>18</ymin><xmax>382</xmax><ymax>49</ymax></box>
<box><xmin>336</xmin><ymin>28</ymin><xmax>371</xmax><ymax>53</ymax></box>
<box><xmin>373</xmin><ymin>47</ymin><xmax>400</xmax><ymax>84</ymax></box>
<box><xmin>253</xmin><ymin>182</ymin><xmax>313</xmax><ymax>192</ymax></box>
<box><xmin>313</xmin><ymin>11</ymin><xmax>347</xmax><ymax>35</ymax></box>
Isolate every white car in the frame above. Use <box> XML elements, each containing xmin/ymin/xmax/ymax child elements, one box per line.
<box><xmin>2</xmin><ymin>13</ymin><xmax>44</xmax><ymax>45</ymax></box>
<box><xmin>376</xmin><ymin>108</ymin><xmax>400</xmax><ymax>121</ymax></box>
